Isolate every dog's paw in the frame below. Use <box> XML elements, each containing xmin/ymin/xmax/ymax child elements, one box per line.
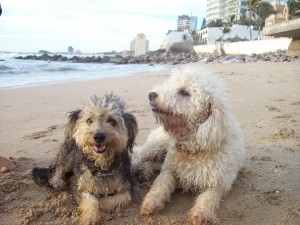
<box><xmin>132</xmin><ymin>160</ymin><xmax>161</xmax><ymax>183</ymax></box>
<box><xmin>140</xmin><ymin>196</ymin><xmax>165</xmax><ymax>215</ymax></box>
<box><xmin>136</xmin><ymin>172</ymin><xmax>152</xmax><ymax>183</ymax></box>
<box><xmin>188</xmin><ymin>209</ymin><xmax>218</xmax><ymax>225</ymax></box>
<box><xmin>49</xmin><ymin>176</ymin><xmax>66</xmax><ymax>190</ymax></box>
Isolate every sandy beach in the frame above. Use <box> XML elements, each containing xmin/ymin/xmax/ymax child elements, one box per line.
<box><xmin>0</xmin><ymin>62</ymin><xmax>300</xmax><ymax>225</ymax></box>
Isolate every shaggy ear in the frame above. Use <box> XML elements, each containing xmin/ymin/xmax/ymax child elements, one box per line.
<box><xmin>196</xmin><ymin>98</ymin><xmax>228</xmax><ymax>151</ymax></box>
<box><xmin>122</xmin><ymin>112</ymin><xmax>138</xmax><ymax>152</ymax></box>
<box><xmin>65</xmin><ymin>110</ymin><xmax>82</xmax><ymax>140</ymax></box>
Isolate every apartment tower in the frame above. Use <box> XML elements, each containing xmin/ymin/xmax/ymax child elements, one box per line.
<box><xmin>177</xmin><ymin>15</ymin><xmax>198</xmax><ymax>32</ymax></box>
<box><xmin>206</xmin><ymin>0</ymin><xmax>247</xmax><ymax>23</ymax></box>
<box><xmin>130</xmin><ymin>33</ymin><xmax>149</xmax><ymax>56</ymax></box>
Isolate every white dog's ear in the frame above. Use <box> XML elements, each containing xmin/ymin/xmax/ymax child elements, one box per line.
<box><xmin>196</xmin><ymin>97</ymin><xmax>227</xmax><ymax>151</ymax></box>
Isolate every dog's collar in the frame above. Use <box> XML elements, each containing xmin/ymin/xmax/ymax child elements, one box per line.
<box><xmin>91</xmin><ymin>161</ymin><xmax>122</xmax><ymax>177</ymax></box>
<box><xmin>82</xmin><ymin>153</ymin><xmax>123</xmax><ymax>177</ymax></box>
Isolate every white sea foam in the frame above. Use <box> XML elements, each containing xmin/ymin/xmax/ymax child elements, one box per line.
<box><xmin>0</xmin><ymin>52</ymin><xmax>167</xmax><ymax>89</ymax></box>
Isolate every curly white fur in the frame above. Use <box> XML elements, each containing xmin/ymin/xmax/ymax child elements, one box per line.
<box><xmin>133</xmin><ymin>65</ymin><xmax>246</xmax><ymax>225</ymax></box>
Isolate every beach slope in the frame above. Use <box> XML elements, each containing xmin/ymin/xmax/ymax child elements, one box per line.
<box><xmin>0</xmin><ymin>62</ymin><xmax>299</xmax><ymax>225</ymax></box>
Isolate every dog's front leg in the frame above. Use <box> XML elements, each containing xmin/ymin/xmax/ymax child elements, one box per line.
<box><xmin>49</xmin><ymin>166</ymin><xmax>67</xmax><ymax>190</ymax></box>
<box><xmin>98</xmin><ymin>189</ymin><xmax>132</xmax><ymax>213</ymax></box>
<box><xmin>79</xmin><ymin>192</ymin><xmax>101</xmax><ymax>225</ymax></box>
<box><xmin>140</xmin><ymin>169</ymin><xmax>176</xmax><ymax>215</ymax></box>
<box><xmin>49</xmin><ymin>141</ymin><xmax>74</xmax><ymax>189</ymax></box>
<box><xmin>188</xmin><ymin>187</ymin><xmax>226</xmax><ymax>225</ymax></box>
<box><xmin>132</xmin><ymin>127</ymin><xmax>171</xmax><ymax>181</ymax></box>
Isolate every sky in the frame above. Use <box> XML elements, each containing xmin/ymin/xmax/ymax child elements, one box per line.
<box><xmin>0</xmin><ymin>0</ymin><xmax>206</xmax><ymax>53</ymax></box>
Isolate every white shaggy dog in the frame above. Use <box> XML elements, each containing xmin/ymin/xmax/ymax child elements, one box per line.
<box><xmin>132</xmin><ymin>66</ymin><xmax>246</xmax><ymax>225</ymax></box>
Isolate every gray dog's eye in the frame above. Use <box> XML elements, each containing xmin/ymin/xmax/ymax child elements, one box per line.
<box><xmin>108</xmin><ymin>119</ymin><xmax>117</xmax><ymax>127</ymax></box>
<box><xmin>86</xmin><ymin>118</ymin><xmax>93</xmax><ymax>124</ymax></box>
<box><xmin>178</xmin><ymin>89</ymin><xmax>190</xmax><ymax>97</ymax></box>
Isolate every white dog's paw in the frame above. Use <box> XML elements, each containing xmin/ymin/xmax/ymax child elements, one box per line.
<box><xmin>140</xmin><ymin>195</ymin><xmax>165</xmax><ymax>215</ymax></box>
<box><xmin>188</xmin><ymin>209</ymin><xmax>218</xmax><ymax>225</ymax></box>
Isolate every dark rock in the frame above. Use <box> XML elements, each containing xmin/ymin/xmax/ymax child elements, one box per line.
<box><xmin>13</xmin><ymin>46</ymin><xmax>296</xmax><ymax>65</ymax></box>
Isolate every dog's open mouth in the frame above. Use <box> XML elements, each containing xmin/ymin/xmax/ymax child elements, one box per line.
<box><xmin>94</xmin><ymin>145</ymin><xmax>106</xmax><ymax>154</ymax></box>
<box><xmin>152</xmin><ymin>107</ymin><xmax>189</xmax><ymax>135</ymax></box>
<box><xmin>152</xmin><ymin>108</ymin><xmax>170</xmax><ymax>115</ymax></box>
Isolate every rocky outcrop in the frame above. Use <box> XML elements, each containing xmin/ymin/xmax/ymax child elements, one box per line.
<box><xmin>14</xmin><ymin>49</ymin><xmax>299</xmax><ymax>65</ymax></box>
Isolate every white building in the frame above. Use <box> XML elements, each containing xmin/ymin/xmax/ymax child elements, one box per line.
<box><xmin>177</xmin><ymin>15</ymin><xmax>198</xmax><ymax>32</ymax></box>
<box><xmin>130</xmin><ymin>33</ymin><xmax>149</xmax><ymax>56</ymax></box>
<box><xmin>160</xmin><ymin>31</ymin><xmax>193</xmax><ymax>49</ymax></box>
<box><xmin>206</xmin><ymin>0</ymin><xmax>247</xmax><ymax>23</ymax></box>
<box><xmin>199</xmin><ymin>25</ymin><xmax>262</xmax><ymax>44</ymax></box>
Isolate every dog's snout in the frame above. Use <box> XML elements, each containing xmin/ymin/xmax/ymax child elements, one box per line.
<box><xmin>93</xmin><ymin>133</ymin><xmax>106</xmax><ymax>143</ymax></box>
<box><xmin>149</xmin><ymin>92</ymin><xmax>158</xmax><ymax>101</ymax></box>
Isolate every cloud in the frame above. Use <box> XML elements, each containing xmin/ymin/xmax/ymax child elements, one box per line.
<box><xmin>0</xmin><ymin>0</ymin><xmax>206</xmax><ymax>52</ymax></box>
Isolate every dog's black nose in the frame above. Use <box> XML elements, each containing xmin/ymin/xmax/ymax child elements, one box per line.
<box><xmin>93</xmin><ymin>133</ymin><xmax>106</xmax><ymax>143</ymax></box>
<box><xmin>149</xmin><ymin>92</ymin><xmax>158</xmax><ymax>101</ymax></box>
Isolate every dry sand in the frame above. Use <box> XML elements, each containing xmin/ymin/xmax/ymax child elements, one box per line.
<box><xmin>0</xmin><ymin>62</ymin><xmax>299</xmax><ymax>225</ymax></box>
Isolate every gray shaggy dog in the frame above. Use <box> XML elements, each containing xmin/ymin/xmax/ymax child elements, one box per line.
<box><xmin>32</xmin><ymin>94</ymin><xmax>138</xmax><ymax>225</ymax></box>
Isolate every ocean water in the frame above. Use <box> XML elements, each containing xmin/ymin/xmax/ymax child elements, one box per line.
<box><xmin>0</xmin><ymin>52</ymin><xmax>167</xmax><ymax>89</ymax></box>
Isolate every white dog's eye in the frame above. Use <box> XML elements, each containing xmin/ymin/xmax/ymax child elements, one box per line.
<box><xmin>86</xmin><ymin>118</ymin><xmax>93</xmax><ymax>125</ymax></box>
<box><xmin>178</xmin><ymin>89</ymin><xmax>190</xmax><ymax>97</ymax></box>
<box><xmin>108</xmin><ymin>118</ymin><xmax>117</xmax><ymax>127</ymax></box>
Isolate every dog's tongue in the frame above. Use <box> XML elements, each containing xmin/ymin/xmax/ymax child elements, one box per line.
<box><xmin>94</xmin><ymin>145</ymin><xmax>106</xmax><ymax>153</ymax></box>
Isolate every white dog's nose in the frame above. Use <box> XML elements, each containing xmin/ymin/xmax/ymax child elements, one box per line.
<box><xmin>149</xmin><ymin>92</ymin><xmax>158</xmax><ymax>101</ymax></box>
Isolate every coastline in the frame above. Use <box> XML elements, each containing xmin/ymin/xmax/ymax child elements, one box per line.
<box><xmin>0</xmin><ymin>61</ymin><xmax>300</xmax><ymax>225</ymax></box>
<box><xmin>0</xmin><ymin>57</ymin><xmax>170</xmax><ymax>89</ymax></box>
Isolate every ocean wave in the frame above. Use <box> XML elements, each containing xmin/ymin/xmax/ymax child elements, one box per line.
<box><xmin>0</xmin><ymin>65</ymin><xmax>12</xmax><ymax>71</ymax></box>
<box><xmin>43</xmin><ymin>67</ymin><xmax>81</xmax><ymax>72</ymax></box>
<box><xmin>0</xmin><ymin>55</ymin><xmax>167</xmax><ymax>89</ymax></box>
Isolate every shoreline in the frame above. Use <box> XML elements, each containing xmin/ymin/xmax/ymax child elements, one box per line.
<box><xmin>0</xmin><ymin>61</ymin><xmax>300</xmax><ymax>225</ymax></box>
<box><xmin>1</xmin><ymin>58</ymin><xmax>299</xmax><ymax>90</ymax></box>
<box><xmin>0</xmin><ymin>68</ymin><xmax>171</xmax><ymax>90</ymax></box>
<box><xmin>0</xmin><ymin>57</ymin><xmax>170</xmax><ymax>89</ymax></box>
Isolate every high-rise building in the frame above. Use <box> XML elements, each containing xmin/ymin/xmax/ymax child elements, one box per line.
<box><xmin>68</xmin><ymin>46</ymin><xmax>74</xmax><ymax>54</ymax></box>
<box><xmin>177</xmin><ymin>15</ymin><xmax>198</xmax><ymax>32</ymax></box>
<box><xmin>130</xmin><ymin>33</ymin><xmax>149</xmax><ymax>56</ymax></box>
<box><xmin>206</xmin><ymin>0</ymin><xmax>247</xmax><ymax>23</ymax></box>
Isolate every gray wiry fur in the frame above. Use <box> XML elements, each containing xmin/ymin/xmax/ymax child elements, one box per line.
<box><xmin>32</xmin><ymin>93</ymin><xmax>138</xmax><ymax>225</ymax></box>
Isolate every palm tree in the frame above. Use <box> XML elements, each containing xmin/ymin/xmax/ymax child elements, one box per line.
<box><xmin>238</xmin><ymin>9</ymin><xmax>250</xmax><ymax>25</ymax></box>
<box><xmin>200</xmin><ymin>18</ymin><xmax>206</xmax><ymax>30</ymax></box>
<box><xmin>287</xmin><ymin>0</ymin><xmax>300</xmax><ymax>19</ymax></box>
<box><xmin>257</xmin><ymin>2</ymin><xmax>275</xmax><ymax>35</ymax></box>
<box><xmin>182</xmin><ymin>34</ymin><xmax>188</xmax><ymax>42</ymax></box>
<box><xmin>207</xmin><ymin>19</ymin><xmax>224</xmax><ymax>27</ymax></box>
<box><xmin>222</xmin><ymin>25</ymin><xmax>231</xmax><ymax>42</ymax></box>
<box><xmin>226</xmin><ymin>15</ymin><xmax>237</xmax><ymax>27</ymax></box>
<box><xmin>246</xmin><ymin>0</ymin><xmax>261</xmax><ymax>40</ymax></box>
<box><xmin>189</xmin><ymin>29</ymin><xmax>199</xmax><ymax>41</ymax></box>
